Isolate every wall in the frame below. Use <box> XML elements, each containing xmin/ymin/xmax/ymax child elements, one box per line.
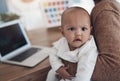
<box><xmin>70</xmin><ymin>0</ymin><xmax>94</xmax><ymax>14</ymax></box>
<box><xmin>6</xmin><ymin>0</ymin><xmax>95</xmax><ymax>31</ymax></box>
<box><xmin>7</xmin><ymin>0</ymin><xmax>45</xmax><ymax>31</ymax></box>
<box><xmin>0</xmin><ymin>0</ymin><xmax>8</xmax><ymax>13</ymax></box>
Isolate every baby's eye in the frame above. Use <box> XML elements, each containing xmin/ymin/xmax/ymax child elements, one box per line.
<box><xmin>68</xmin><ymin>27</ymin><xmax>75</xmax><ymax>31</ymax></box>
<box><xmin>81</xmin><ymin>27</ymin><xmax>88</xmax><ymax>31</ymax></box>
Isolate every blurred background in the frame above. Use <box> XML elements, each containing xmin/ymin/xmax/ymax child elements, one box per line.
<box><xmin>0</xmin><ymin>0</ymin><xmax>112</xmax><ymax>31</ymax></box>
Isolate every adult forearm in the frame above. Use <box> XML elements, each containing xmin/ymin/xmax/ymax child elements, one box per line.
<box><xmin>91</xmin><ymin>11</ymin><xmax>120</xmax><ymax>81</ymax></box>
<box><xmin>91</xmin><ymin>55</ymin><xmax>120</xmax><ymax>81</ymax></box>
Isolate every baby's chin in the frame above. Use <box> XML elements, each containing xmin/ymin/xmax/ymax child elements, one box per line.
<box><xmin>72</xmin><ymin>42</ymin><xmax>85</xmax><ymax>48</ymax></box>
<box><xmin>70</xmin><ymin>44</ymin><xmax>82</xmax><ymax>50</ymax></box>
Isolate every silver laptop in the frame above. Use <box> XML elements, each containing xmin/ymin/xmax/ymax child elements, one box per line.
<box><xmin>0</xmin><ymin>20</ymin><xmax>50</xmax><ymax>67</ymax></box>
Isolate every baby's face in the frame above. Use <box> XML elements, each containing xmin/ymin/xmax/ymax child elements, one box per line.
<box><xmin>61</xmin><ymin>10</ymin><xmax>91</xmax><ymax>50</ymax></box>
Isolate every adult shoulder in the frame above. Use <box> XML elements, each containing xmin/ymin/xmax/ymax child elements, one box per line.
<box><xmin>91</xmin><ymin>0</ymin><xmax>120</xmax><ymax>25</ymax></box>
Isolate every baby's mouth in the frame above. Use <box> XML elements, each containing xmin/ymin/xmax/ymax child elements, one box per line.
<box><xmin>73</xmin><ymin>38</ymin><xmax>81</xmax><ymax>42</ymax></box>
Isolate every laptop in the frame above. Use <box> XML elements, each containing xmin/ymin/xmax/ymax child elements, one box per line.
<box><xmin>0</xmin><ymin>20</ymin><xmax>50</xmax><ymax>67</ymax></box>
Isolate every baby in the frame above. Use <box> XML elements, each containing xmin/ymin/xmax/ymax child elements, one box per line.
<box><xmin>46</xmin><ymin>7</ymin><xmax>98</xmax><ymax>81</ymax></box>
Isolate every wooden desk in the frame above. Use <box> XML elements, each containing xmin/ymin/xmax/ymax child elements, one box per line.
<box><xmin>0</xmin><ymin>27</ymin><xmax>62</xmax><ymax>81</ymax></box>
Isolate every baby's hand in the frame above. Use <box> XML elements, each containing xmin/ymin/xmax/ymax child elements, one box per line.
<box><xmin>56</xmin><ymin>66</ymin><xmax>72</xmax><ymax>80</ymax></box>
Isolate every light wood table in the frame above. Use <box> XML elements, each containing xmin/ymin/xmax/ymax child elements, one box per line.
<box><xmin>0</xmin><ymin>27</ymin><xmax>62</xmax><ymax>81</ymax></box>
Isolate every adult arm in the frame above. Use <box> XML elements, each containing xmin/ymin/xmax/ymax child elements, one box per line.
<box><xmin>91</xmin><ymin>10</ymin><xmax>120</xmax><ymax>81</ymax></box>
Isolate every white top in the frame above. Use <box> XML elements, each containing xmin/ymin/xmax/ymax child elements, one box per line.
<box><xmin>49</xmin><ymin>36</ymin><xmax>98</xmax><ymax>81</ymax></box>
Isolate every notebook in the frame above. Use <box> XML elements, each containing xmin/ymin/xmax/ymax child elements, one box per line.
<box><xmin>0</xmin><ymin>20</ymin><xmax>50</xmax><ymax>67</ymax></box>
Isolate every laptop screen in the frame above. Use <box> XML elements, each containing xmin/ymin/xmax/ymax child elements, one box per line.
<box><xmin>0</xmin><ymin>22</ymin><xmax>27</xmax><ymax>56</ymax></box>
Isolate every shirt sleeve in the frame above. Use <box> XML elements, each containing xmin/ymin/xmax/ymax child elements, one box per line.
<box><xmin>49</xmin><ymin>47</ymin><xmax>64</xmax><ymax>72</ymax></box>
<box><xmin>91</xmin><ymin>9</ymin><xmax>120</xmax><ymax>81</ymax></box>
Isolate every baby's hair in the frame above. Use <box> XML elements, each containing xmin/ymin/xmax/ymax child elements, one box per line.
<box><xmin>63</xmin><ymin>7</ymin><xmax>89</xmax><ymax>16</ymax></box>
<box><xmin>61</xmin><ymin>7</ymin><xmax>91</xmax><ymax>26</ymax></box>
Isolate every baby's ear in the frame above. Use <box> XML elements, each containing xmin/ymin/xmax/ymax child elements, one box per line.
<box><xmin>59</xmin><ymin>27</ymin><xmax>64</xmax><ymax>36</ymax></box>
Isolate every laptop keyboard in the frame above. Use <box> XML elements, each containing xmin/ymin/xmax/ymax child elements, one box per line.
<box><xmin>9</xmin><ymin>47</ymin><xmax>41</xmax><ymax>62</ymax></box>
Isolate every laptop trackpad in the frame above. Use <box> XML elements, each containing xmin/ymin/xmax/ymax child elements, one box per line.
<box><xmin>9</xmin><ymin>47</ymin><xmax>41</xmax><ymax>62</ymax></box>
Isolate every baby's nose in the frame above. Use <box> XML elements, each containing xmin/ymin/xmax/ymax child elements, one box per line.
<box><xmin>75</xmin><ymin>29</ymin><xmax>82</xmax><ymax>36</ymax></box>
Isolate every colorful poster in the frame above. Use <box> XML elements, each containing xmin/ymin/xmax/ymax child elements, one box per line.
<box><xmin>40</xmin><ymin>0</ymin><xmax>70</xmax><ymax>28</ymax></box>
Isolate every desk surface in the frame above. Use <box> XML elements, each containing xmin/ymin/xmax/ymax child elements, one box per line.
<box><xmin>0</xmin><ymin>27</ymin><xmax>62</xmax><ymax>81</ymax></box>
